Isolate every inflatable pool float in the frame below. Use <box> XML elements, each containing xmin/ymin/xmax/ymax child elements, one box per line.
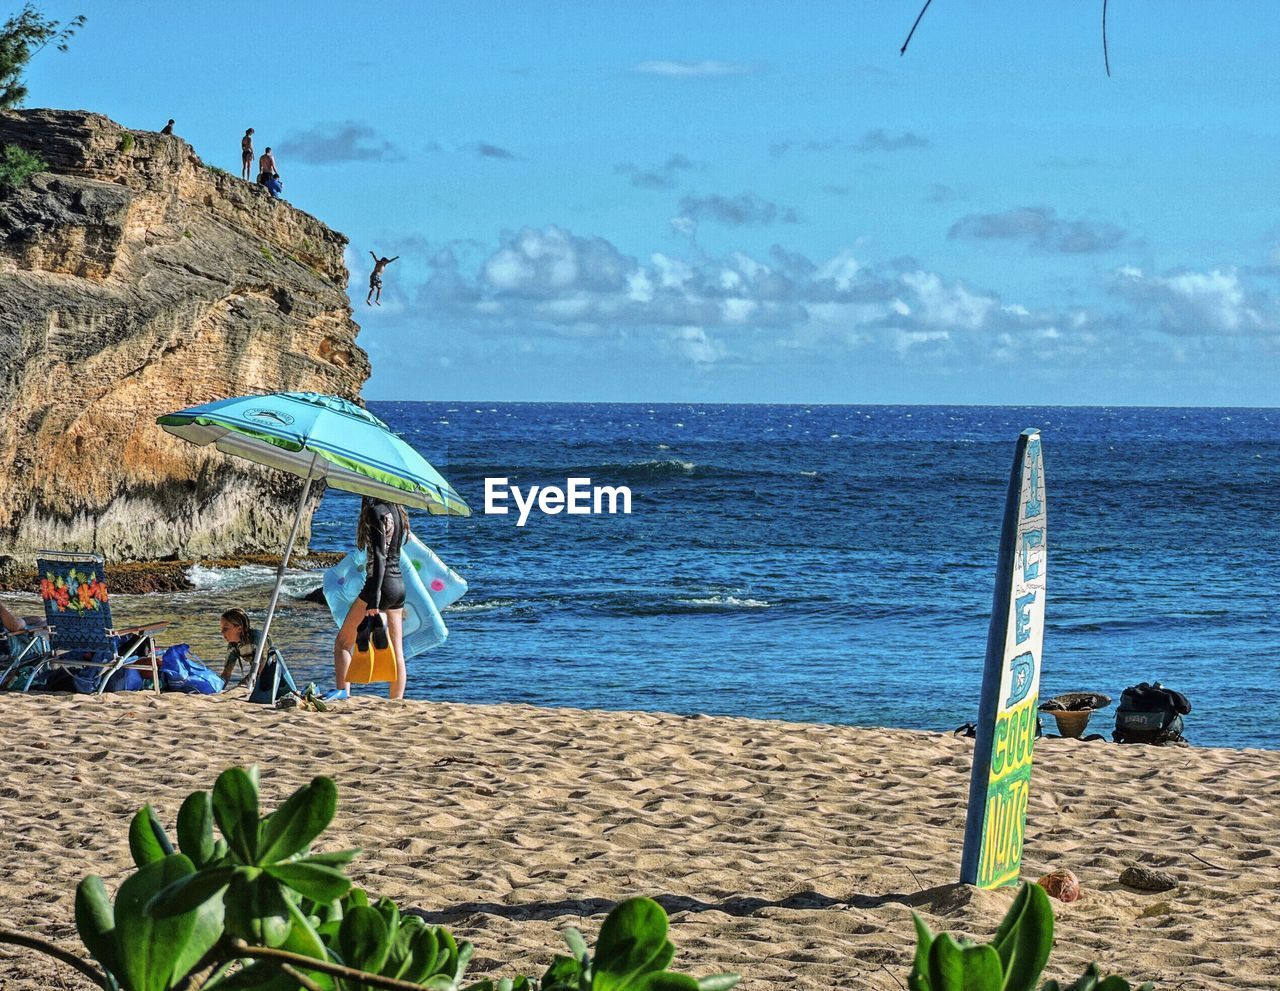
<box><xmin>323</xmin><ymin>534</ymin><xmax>467</xmax><ymax>659</ymax></box>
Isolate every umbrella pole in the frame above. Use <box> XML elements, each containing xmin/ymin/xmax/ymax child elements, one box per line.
<box><xmin>245</xmin><ymin>455</ymin><xmax>318</xmax><ymax>698</ymax></box>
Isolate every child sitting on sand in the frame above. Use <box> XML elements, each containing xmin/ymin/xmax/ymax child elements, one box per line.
<box><xmin>219</xmin><ymin>608</ymin><xmax>296</xmax><ymax>701</ymax></box>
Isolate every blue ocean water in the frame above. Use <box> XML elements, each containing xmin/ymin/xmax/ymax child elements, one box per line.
<box><xmin>275</xmin><ymin>403</ymin><xmax>1275</xmax><ymax>751</ymax></box>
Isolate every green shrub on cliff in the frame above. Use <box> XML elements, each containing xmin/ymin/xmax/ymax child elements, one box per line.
<box><xmin>0</xmin><ymin>144</ymin><xmax>45</xmax><ymax>191</ymax></box>
<box><xmin>0</xmin><ymin>4</ymin><xmax>86</xmax><ymax>108</ymax></box>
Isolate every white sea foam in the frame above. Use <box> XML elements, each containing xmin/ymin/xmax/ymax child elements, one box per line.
<box><xmin>184</xmin><ymin>564</ymin><xmax>318</xmax><ymax>598</ymax></box>
<box><xmin>446</xmin><ymin>598</ymin><xmax>518</xmax><ymax>614</ymax></box>
<box><xmin>675</xmin><ymin>595</ymin><xmax>770</xmax><ymax>610</ymax></box>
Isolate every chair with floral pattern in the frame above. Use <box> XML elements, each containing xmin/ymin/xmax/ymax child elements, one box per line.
<box><xmin>31</xmin><ymin>551</ymin><xmax>167</xmax><ymax>693</ymax></box>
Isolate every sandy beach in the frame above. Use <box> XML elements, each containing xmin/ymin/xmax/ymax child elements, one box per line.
<box><xmin>0</xmin><ymin>695</ymin><xmax>1276</xmax><ymax>990</ymax></box>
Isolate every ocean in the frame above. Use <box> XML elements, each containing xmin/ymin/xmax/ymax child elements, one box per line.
<box><xmin>61</xmin><ymin>404</ymin><xmax>1280</xmax><ymax>749</ymax></box>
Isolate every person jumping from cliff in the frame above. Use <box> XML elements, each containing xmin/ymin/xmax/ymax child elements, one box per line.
<box><xmin>241</xmin><ymin>128</ymin><xmax>255</xmax><ymax>180</ymax></box>
<box><xmin>367</xmin><ymin>252</ymin><xmax>399</xmax><ymax>305</ymax></box>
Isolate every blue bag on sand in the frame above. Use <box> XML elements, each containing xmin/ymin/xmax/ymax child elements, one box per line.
<box><xmin>71</xmin><ymin>665</ymin><xmax>100</xmax><ymax>694</ymax></box>
<box><xmin>160</xmin><ymin>644</ymin><xmax>224</xmax><ymax>695</ymax></box>
<box><xmin>73</xmin><ymin>659</ymin><xmax>144</xmax><ymax>693</ymax></box>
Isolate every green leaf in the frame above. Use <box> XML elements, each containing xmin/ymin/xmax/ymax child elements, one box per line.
<box><xmin>149</xmin><ymin>866</ymin><xmax>236</xmax><ymax>917</ymax></box>
<box><xmin>695</xmin><ymin>975</ymin><xmax>741</xmax><ymax>991</ymax></box>
<box><xmin>542</xmin><ymin>954</ymin><xmax>583</xmax><ymax>989</ymax></box>
<box><xmin>212</xmin><ymin>768</ymin><xmax>261</xmax><ymax>863</ymax></box>
<box><xmin>223</xmin><ymin>873</ymin><xmax>291</xmax><ymax>947</ymax></box>
<box><xmin>1001</xmin><ymin>884</ymin><xmax>1053</xmax><ymax>991</ymax></box>
<box><xmin>635</xmin><ymin>975</ymin><xmax>700</xmax><ymax>991</ymax></box>
<box><xmin>437</xmin><ymin>927</ymin><xmax>460</xmax><ymax>979</ymax></box>
<box><xmin>908</xmin><ymin>913</ymin><xmax>936</xmax><ymax>991</ymax></box>
<box><xmin>302</xmin><ymin>847</ymin><xmax>361</xmax><ymax>868</ymax></box>
<box><xmin>75</xmin><ymin>875</ymin><xmax>120</xmax><ymax>978</ymax></box>
<box><xmin>282</xmin><ymin>895</ymin><xmax>329</xmax><ymax>962</ymax></box>
<box><xmin>375</xmin><ymin>895</ymin><xmax>402</xmax><ymax>951</ymax></box>
<box><xmin>927</xmin><ymin>934</ymin><xmax>1002</xmax><ymax>991</ymax></box>
<box><xmin>169</xmin><ymin>871</ymin><xmax>225</xmax><ymax>981</ymax></box>
<box><xmin>456</xmin><ymin>940</ymin><xmax>475</xmax><ymax>981</ymax></box>
<box><xmin>398</xmin><ymin>923</ymin><xmax>440</xmax><ymax>984</ymax></box>
<box><xmin>177</xmin><ymin>791</ymin><xmax>216</xmax><ymax>867</ymax></box>
<box><xmin>991</xmin><ymin>883</ymin><xmax>1032</xmax><ymax>973</ymax></box>
<box><xmin>593</xmin><ymin>898</ymin><xmax>672</xmax><ymax>991</ymax></box>
<box><xmin>564</xmin><ymin>927</ymin><xmax>589</xmax><ymax>961</ymax></box>
<box><xmin>114</xmin><ymin>854</ymin><xmax>198</xmax><ymax>991</ymax></box>
<box><xmin>264</xmin><ymin>860</ymin><xmax>351</xmax><ymax>902</ymax></box>
<box><xmin>258</xmin><ymin>776</ymin><xmax>338</xmax><ymax>864</ymax></box>
<box><xmin>386</xmin><ymin>913</ymin><xmax>422</xmax><ymax>980</ymax></box>
<box><xmin>340</xmin><ymin>905</ymin><xmax>391</xmax><ymax>976</ymax></box>
<box><xmin>128</xmin><ymin>806</ymin><xmax>172</xmax><ymax>867</ymax></box>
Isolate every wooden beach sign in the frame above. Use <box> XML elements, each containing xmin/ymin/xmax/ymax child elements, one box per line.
<box><xmin>960</xmin><ymin>429</ymin><xmax>1046</xmax><ymax>888</ymax></box>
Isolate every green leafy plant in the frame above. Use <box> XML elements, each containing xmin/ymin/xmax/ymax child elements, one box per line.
<box><xmin>0</xmin><ymin>143</ymin><xmax>45</xmax><ymax>191</ymax></box>
<box><xmin>0</xmin><ymin>767</ymin><xmax>740</xmax><ymax>991</ymax></box>
<box><xmin>260</xmin><ymin>246</ymin><xmax>275</xmax><ymax>262</ymax></box>
<box><xmin>119</xmin><ymin>133</ymin><xmax>134</xmax><ymax>153</ymax></box>
<box><xmin>908</xmin><ymin>882</ymin><xmax>1153</xmax><ymax>991</ymax></box>
<box><xmin>0</xmin><ymin>3</ymin><xmax>86</xmax><ymax>108</ymax></box>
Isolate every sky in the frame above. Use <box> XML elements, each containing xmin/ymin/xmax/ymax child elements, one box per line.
<box><xmin>24</xmin><ymin>1</ymin><xmax>1280</xmax><ymax>404</ymax></box>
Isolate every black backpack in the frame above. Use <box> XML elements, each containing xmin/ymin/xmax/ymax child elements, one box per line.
<box><xmin>1113</xmin><ymin>682</ymin><xmax>1191</xmax><ymax>744</ymax></box>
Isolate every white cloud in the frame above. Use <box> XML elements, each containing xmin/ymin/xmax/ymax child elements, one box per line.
<box><xmin>414</xmin><ymin>224</ymin><xmax>1092</xmax><ymax>369</ymax></box>
<box><xmin>633</xmin><ymin>60</ymin><xmax>757</xmax><ymax>78</ymax></box>
<box><xmin>1113</xmin><ymin>266</ymin><xmax>1266</xmax><ymax>335</ymax></box>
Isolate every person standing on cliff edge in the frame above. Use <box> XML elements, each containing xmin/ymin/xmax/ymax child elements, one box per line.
<box><xmin>367</xmin><ymin>251</ymin><xmax>399</xmax><ymax>305</ymax></box>
<box><xmin>241</xmin><ymin>128</ymin><xmax>255</xmax><ymax>180</ymax></box>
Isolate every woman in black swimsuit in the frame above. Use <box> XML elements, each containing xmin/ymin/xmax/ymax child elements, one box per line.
<box><xmin>332</xmin><ymin>497</ymin><xmax>410</xmax><ymax>699</ymax></box>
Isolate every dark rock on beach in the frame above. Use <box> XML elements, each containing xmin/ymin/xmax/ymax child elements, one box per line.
<box><xmin>1</xmin><ymin>552</ymin><xmax>345</xmax><ymax>594</ymax></box>
<box><xmin>0</xmin><ymin>109</ymin><xmax>370</xmax><ymax>572</ymax></box>
<box><xmin>1119</xmin><ymin>865</ymin><xmax>1179</xmax><ymax>892</ymax></box>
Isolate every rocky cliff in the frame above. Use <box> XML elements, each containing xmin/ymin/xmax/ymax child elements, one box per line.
<box><xmin>0</xmin><ymin>109</ymin><xmax>369</xmax><ymax>572</ymax></box>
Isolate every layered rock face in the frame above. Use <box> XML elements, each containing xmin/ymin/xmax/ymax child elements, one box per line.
<box><xmin>0</xmin><ymin>109</ymin><xmax>370</xmax><ymax>569</ymax></box>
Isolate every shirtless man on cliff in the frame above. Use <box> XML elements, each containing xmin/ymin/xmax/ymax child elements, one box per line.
<box><xmin>367</xmin><ymin>252</ymin><xmax>399</xmax><ymax>305</ymax></box>
<box><xmin>258</xmin><ymin>147</ymin><xmax>278</xmax><ymax>182</ymax></box>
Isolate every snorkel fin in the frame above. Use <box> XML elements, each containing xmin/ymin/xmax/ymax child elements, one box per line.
<box><xmin>369</xmin><ymin>613</ymin><xmax>398</xmax><ymax>682</ymax></box>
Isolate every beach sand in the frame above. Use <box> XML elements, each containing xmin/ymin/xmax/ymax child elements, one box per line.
<box><xmin>0</xmin><ymin>694</ymin><xmax>1276</xmax><ymax>990</ymax></box>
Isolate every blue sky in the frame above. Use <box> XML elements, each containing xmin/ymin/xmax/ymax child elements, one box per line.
<box><xmin>27</xmin><ymin>1</ymin><xmax>1280</xmax><ymax>404</ymax></box>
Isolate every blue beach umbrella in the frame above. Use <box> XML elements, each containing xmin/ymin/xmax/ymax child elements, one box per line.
<box><xmin>157</xmin><ymin>392</ymin><xmax>470</xmax><ymax>692</ymax></box>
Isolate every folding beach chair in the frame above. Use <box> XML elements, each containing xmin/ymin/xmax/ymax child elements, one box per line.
<box><xmin>31</xmin><ymin>551</ymin><xmax>167</xmax><ymax>694</ymax></box>
<box><xmin>0</xmin><ymin>619</ymin><xmax>53</xmax><ymax>690</ymax></box>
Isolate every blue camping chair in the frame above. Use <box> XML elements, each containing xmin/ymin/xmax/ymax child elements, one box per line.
<box><xmin>30</xmin><ymin>551</ymin><xmax>167</xmax><ymax>694</ymax></box>
<box><xmin>0</xmin><ymin>617</ymin><xmax>53</xmax><ymax>690</ymax></box>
